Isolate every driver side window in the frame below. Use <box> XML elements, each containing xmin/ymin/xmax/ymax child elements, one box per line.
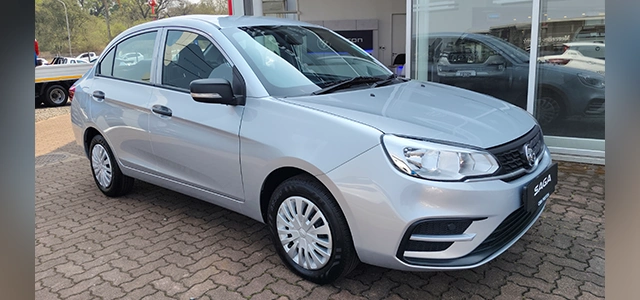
<box><xmin>439</xmin><ymin>38</ymin><xmax>500</xmax><ymax>65</ymax></box>
<box><xmin>161</xmin><ymin>30</ymin><xmax>233</xmax><ymax>90</ymax></box>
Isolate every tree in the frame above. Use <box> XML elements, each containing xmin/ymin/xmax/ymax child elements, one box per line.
<box><xmin>34</xmin><ymin>0</ymin><xmax>230</xmax><ymax>58</ymax></box>
<box><xmin>36</xmin><ymin>0</ymin><xmax>90</xmax><ymax>56</ymax></box>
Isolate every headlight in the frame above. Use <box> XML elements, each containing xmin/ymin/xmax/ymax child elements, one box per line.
<box><xmin>577</xmin><ymin>73</ymin><xmax>605</xmax><ymax>88</ymax></box>
<box><xmin>382</xmin><ymin>134</ymin><xmax>499</xmax><ymax>181</ymax></box>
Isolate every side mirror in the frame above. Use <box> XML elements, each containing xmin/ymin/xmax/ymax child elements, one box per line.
<box><xmin>190</xmin><ymin>78</ymin><xmax>240</xmax><ymax>106</ymax></box>
<box><xmin>485</xmin><ymin>55</ymin><xmax>507</xmax><ymax>66</ymax></box>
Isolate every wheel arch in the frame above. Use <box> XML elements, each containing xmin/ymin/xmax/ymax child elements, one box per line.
<box><xmin>258</xmin><ymin>165</ymin><xmax>355</xmax><ymax>231</ymax></box>
<box><xmin>83</xmin><ymin>126</ymin><xmax>103</xmax><ymax>159</ymax></box>
<box><xmin>537</xmin><ymin>84</ymin><xmax>568</xmax><ymax>114</ymax></box>
<box><xmin>259</xmin><ymin>166</ymin><xmax>311</xmax><ymax>223</ymax></box>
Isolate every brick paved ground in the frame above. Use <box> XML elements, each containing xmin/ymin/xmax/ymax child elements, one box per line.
<box><xmin>35</xmin><ymin>109</ymin><xmax>605</xmax><ymax>300</ymax></box>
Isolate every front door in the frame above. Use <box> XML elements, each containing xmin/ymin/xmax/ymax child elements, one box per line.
<box><xmin>147</xmin><ymin>29</ymin><xmax>245</xmax><ymax>201</ymax></box>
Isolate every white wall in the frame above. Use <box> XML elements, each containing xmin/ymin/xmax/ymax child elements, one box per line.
<box><xmin>297</xmin><ymin>0</ymin><xmax>406</xmax><ymax>66</ymax></box>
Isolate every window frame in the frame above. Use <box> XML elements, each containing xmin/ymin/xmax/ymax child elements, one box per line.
<box><xmin>94</xmin><ymin>28</ymin><xmax>161</xmax><ymax>86</ymax></box>
<box><xmin>156</xmin><ymin>26</ymin><xmax>240</xmax><ymax>94</ymax></box>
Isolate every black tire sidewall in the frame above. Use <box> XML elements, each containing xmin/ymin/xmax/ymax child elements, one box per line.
<box><xmin>44</xmin><ymin>84</ymin><xmax>69</xmax><ymax>107</ymax></box>
<box><xmin>89</xmin><ymin>135</ymin><xmax>122</xmax><ymax>196</ymax></box>
<box><xmin>267</xmin><ymin>176</ymin><xmax>355</xmax><ymax>284</ymax></box>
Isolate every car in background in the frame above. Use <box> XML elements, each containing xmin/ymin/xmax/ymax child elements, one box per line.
<box><xmin>540</xmin><ymin>49</ymin><xmax>604</xmax><ymax>75</ymax></box>
<box><xmin>424</xmin><ymin>32</ymin><xmax>605</xmax><ymax>126</ymax></box>
<box><xmin>561</xmin><ymin>42</ymin><xmax>605</xmax><ymax>60</ymax></box>
<box><xmin>36</xmin><ymin>57</ymin><xmax>49</xmax><ymax>67</ymax></box>
<box><xmin>76</xmin><ymin>52</ymin><xmax>99</xmax><ymax>63</ymax></box>
<box><xmin>117</xmin><ymin>52</ymin><xmax>145</xmax><ymax>66</ymax></box>
<box><xmin>49</xmin><ymin>56</ymin><xmax>90</xmax><ymax>65</ymax></box>
<box><xmin>71</xmin><ymin>15</ymin><xmax>557</xmax><ymax>284</ymax></box>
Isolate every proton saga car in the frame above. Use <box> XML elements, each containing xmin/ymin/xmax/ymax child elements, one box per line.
<box><xmin>70</xmin><ymin>15</ymin><xmax>557</xmax><ymax>284</ymax></box>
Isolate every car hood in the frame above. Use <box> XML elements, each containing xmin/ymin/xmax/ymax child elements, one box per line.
<box><xmin>284</xmin><ymin>80</ymin><xmax>538</xmax><ymax>149</ymax></box>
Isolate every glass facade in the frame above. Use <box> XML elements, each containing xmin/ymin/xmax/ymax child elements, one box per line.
<box><xmin>408</xmin><ymin>0</ymin><xmax>605</xmax><ymax>154</ymax></box>
<box><xmin>535</xmin><ymin>0</ymin><xmax>605</xmax><ymax>139</ymax></box>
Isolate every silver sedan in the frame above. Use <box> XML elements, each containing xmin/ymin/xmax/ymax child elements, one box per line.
<box><xmin>70</xmin><ymin>15</ymin><xmax>557</xmax><ymax>284</ymax></box>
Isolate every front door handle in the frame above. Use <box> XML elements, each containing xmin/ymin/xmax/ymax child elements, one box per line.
<box><xmin>92</xmin><ymin>90</ymin><xmax>105</xmax><ymax>101</ymax></box>
<box><xmin>151</xmin><ymin>104</ymin><xmax>172</xmax><ymax>117</ymax></box>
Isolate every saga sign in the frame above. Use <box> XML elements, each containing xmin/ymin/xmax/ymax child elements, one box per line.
<box><xmin>533</xmin><ymin>174</ymin><xmax>552</xmax><ymax>197</ymax></box>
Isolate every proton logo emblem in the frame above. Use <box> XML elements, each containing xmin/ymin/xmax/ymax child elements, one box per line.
<box><xmin>523</xmin><ymin>144</ymin><xmax>536</xmax><ymax>167</ymax></box>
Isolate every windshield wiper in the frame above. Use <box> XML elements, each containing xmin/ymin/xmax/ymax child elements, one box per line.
<box><xmin>371</xmin><ymin>74</ymin><xmax>409</xmax><ymax>88</ymax></box>
<box><xmin>312</xmin><ymin>76</ymin><xmax>382</xmax><ymax>95</ymax></box>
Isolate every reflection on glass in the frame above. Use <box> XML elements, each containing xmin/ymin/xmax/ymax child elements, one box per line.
<box><xmin>410</xmin><ymin>0</ymin><xmax>533</xmax><ymax>112</ymax></box>
<box><xmin>408</xmin><ymin>0</ymin><xmax>604</xmax><ymax>140</ymax></box>
<box><xmin>535</xmin><ymin>0</ymin><xmax>605</xmax><ymax>139</ymax></box>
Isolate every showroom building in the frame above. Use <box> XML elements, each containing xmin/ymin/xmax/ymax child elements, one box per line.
<box><xmin>229</xmin><ymin>0</ymin><xmax>605</xmax><ymax>164</ymax></box>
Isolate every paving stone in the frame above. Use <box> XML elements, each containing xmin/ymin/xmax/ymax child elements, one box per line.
<box><xmin>251</xmin><ymin>289</ymin><xmax>280</xmax><ymax>300</ymax></box>
<box><xmin>151</xmin><ymin>276</ymin><xmax>189</xmax><ymax>296</ymax></box>
<box><xmin>204</xmin><ymin>285</ymin><xmax>246</xmax><ymax>300</ymax></box>
<box><xmin>237</xmin><ymin>273</ymin><xmax>278</xmax><ymax>298</ymax></box>
<box><xmin>494</xmin><ymin>282</ymin><xmax>527</xmax><ymax>300</ymax></box>
<box><xmin>180</xmin><ymin>279</ymin><xmax>219</xmax><ymax>299</ymax></box>
<box><xmin>267</xmin><ymin>279</ymin><xmax>309</xmax><ymax>299</ymax></box>
<box><xmin>34</xmin><ymin>112</ymin><xmax>605</xmax><ymax>300</ymax></box>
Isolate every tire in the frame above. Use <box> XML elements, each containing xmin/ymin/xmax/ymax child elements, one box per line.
<box><xmin>89</xmin><ymin>135</ymin><xmax>134</xmax><ymax>197</ymax></box>
<box><xmin>43</xmin><ymin>84</ymin><xmax>69</xmax><ymax>107</ymax></box>
<box><xmin>267</xmin><ymin>175</ymin><xmax>359</xmax><ymax>284</ymax></box>
<box><xmin>535</xmin><ymin>91</ymin><xmax>564</xmax><ymax>126</ymax></box>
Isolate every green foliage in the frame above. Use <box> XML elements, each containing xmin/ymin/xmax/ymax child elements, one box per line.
<box><xmin>35</xmin><ymin>0</ymin><xmax>229</xmax><ymax>58</ymax></box>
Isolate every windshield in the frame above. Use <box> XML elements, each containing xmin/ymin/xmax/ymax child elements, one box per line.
<box><xmin>221</xmin><ymin>25</ymin><xmax>393</xmax><ymax>97</ymax></box>
<box><xmin>485</xmin><ymin>35</ymin><xmax>530</xmax><ymax>63</ymax></box>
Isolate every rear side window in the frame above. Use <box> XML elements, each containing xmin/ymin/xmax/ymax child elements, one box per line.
<box><xmin>98</xmin><ymin>31</ymin><xmax>157</xmax><ymax>83</ymax></box>
<box><xmin>98</xmin><ymin>49</ymin><xmax>115</xmax><ymax>76</ymax></box>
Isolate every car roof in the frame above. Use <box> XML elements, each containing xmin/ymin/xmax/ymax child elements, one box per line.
<box><xmin>131</xmin><ymin>14</ymin><xmax>322</xmax><ymax>31</ymax></box>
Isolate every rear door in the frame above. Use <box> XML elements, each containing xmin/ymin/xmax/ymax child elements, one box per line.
<box><xmin>89</xmin><ymin>30</ymin><xmax>159</xmax><ymax>174</ymax></box>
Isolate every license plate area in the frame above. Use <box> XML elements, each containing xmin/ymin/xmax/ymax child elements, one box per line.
<box><xmin>523</xmin><ymin>163</ymin><xmax>558</xmax><ymax>213</ymax></box>
<box><xmin>455</xmin><ymin>70</ymin><xmax>476</xmax><ymax>77</ymax></box>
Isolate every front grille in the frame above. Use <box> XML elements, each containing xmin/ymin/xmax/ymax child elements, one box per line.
<box><xmin>471</xmin><ymin>205</ymin><xmax>540</xmax><ymax>254</ymax></box>
<box><xmin>400</xmin><ymin>203</ymin><xmax>544</xmax><ymax>267</ymax></box>
<box><xmin>489</xmin><ymin>126</ymin><xmax>545</xmax><ymax>178</ymax></box>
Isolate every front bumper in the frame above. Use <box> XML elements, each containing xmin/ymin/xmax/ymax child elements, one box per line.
<box><xmin>321</xmin><ymin>143</ymin><xmax>554</xmax><ymax>272</ymax></box>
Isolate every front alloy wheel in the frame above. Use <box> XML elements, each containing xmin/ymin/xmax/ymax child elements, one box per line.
<box><xmin>267</xmin><ymin>175</ymin><xmax>359</xmax><ymax>284</ymax></box>
<box><xmin>276</xmin><ymin>196</ymin><xmax>333</xmax><ymax>270</ymax></box>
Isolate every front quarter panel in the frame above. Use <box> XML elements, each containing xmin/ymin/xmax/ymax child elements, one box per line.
<box><xmin>239</xmin><ymin>97</ymin><xmax>382</xmax><ymax>222</ymax></box>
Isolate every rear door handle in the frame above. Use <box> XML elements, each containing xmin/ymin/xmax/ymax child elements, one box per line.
<box><xmin>151</xmin><ymin>104</ymin><xmax>172</xmax><ymax>117</ymax></box>
<box><xmin>92</xmin><ymin>90</ymin><xmax>105</xmax><ymax>101</ymax></box>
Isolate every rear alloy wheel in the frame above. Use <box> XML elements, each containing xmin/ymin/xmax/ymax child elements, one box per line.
<box><xmin>89</xmin><ymin>135</ymin><xmax>134</xmax><ymax>197</ymax></box>
<box><xmin>535</xmin><ymin>94</ymin><xmax>563</xmax><ymax>126</ymax></box>
<box><xmin>43</xmin><ymin>84</ymin><xmax>69</xmax><ymax>107</ymax></box>
<box><xmin>267</xmin><ymin>175</ymin><xmax>359</xmax><ymax>284</ymax></box>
